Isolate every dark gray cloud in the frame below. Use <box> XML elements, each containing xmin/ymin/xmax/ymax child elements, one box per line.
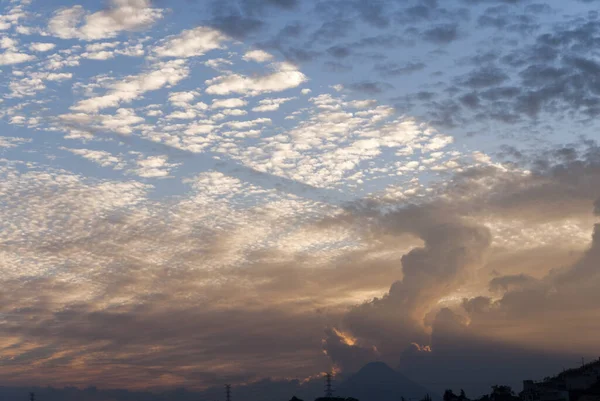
<box><xmin>324</xmin><ymin>60</ymin><xmax>353</xmax><ymax>72</ymax></box>
<box><xmin>422</xmin><ymin>23</ymin><xmax>460</xmax><ymax>44</ymax></box>
<box><xmin>203</xmin><ymin>0</ymin><xmax>300</xmax><ymax>39</ymax></box>
<box><xmin>322</xmin><ymin>142</ymin><xmax>600</xmax><ymax>395</ymax></box>
<box><xmin>348</xmin><ymin>81</ymin><xmax>395</xmax><ymax>94</ymax></box>
<box><xmin>327</xmin><ymin>45</ymin><xmax>352</xmax><ymax>58</ymax></box>
<box><xmin>477</xmin><ymin>5</ymin><xmax>539</xmax><ymax>35</ymax></box>
<box><xmin>375</xmin><ymin>61</ymin><xmax>426</xmax><ymax>76</ymax></box>
<box><xmin>459</xmin><ymin>66</ymin><xmax>510</xmax><ymax>88</ymax></box>
<box><xmin>211</xmin><ymin>15</ymin><xmax>264</xmax><ymax>39</ymax></box>
<box><xmin>488</xmin><ymin>273</ymin><xmax>537</xmax><ymax>293</ymax></box>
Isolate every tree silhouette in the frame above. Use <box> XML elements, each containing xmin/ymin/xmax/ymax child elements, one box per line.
<box><xmin>444</xmin><ymin>390</ymin><xmax>458</xmax><ymax>401</ymax></box>
<box><xmin>489</xmin><ymin>385</ymin><xmax>518</xmax><ymax>401</ymax></box>
<box><xmin>421</xmin><ymin>394</ymin><xmax>432</xmax><ymax>401</ymax></box>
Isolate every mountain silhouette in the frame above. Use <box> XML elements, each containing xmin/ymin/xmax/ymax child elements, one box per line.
<box><xmin>336</xmin><ymin>362</ymin><xmax>436</xmax><ymax>401</ymax></box>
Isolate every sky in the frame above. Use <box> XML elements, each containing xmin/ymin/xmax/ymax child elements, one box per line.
<box><xmin>1</xmin><ymin>0</ymin><xmax>600</xmax><ymax>396</ymax></box>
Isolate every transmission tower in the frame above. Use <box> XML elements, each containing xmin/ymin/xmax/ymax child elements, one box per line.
<box><xmin>225</xmin><ymin>384</ymin><xmax>231</xmax><ymax>401</ymax></box>
<box><xmin>29</xmin><ymin>393</ymin><xmax>35</xmax><ymax>401</ymax></box>
<box><xmin>325</xmin><ymin>372</ymin><xmax>334</xmax><ymax>397</ymax></box>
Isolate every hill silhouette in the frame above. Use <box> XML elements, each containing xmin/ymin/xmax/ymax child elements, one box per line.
<box><xmin>336</xmin><ymin>362</ymin><xmax>437</xmax><ymax>401</ymax></box>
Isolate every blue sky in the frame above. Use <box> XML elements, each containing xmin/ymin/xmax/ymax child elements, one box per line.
<box><xmin>2</xmin><ymin>0</ymin><xmax>600</xmax><ymax>395</ymax></box>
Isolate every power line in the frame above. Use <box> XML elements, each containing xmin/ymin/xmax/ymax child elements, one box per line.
<box><xmin>225</xmin><ymin>384</ymin><xmax>231</xmax><ymax>401</ymax></box>
<box><xmin>325</xmin><ymin>372</ymin><xmax>334</xmax><ymax>397</ymax></box>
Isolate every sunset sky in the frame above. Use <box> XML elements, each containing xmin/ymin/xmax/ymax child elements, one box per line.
<box><xmin>1</xmin><ymin>0</ymin><xmax>600</xmax><ymax>396</ymax></box>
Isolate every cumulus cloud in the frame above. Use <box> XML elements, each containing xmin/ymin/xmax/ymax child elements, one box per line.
<box><xmin>9</xmin><ymin>71</ymin><xmax>72</xmax><ymax>97</ymax></box>
<box><xmin>211</xmin><ymin>98</ymin><xmax>248</xmax><ymax>109</ymax></box>
<box><xmin>319</xmin><ymin>143</ymin><xmax>600</xmax><ymax>393</ymax></box>
<box><xmin>48</xmin><ymin>0</ymin><xmax>163</xmax><ymax>41</ymax></box>
<box><xmin>0</xmin><ymin>35</ymin><xmax>34</xmax><ymax>64</ymax></box>
<box><xmin>28</xmin><ymin>42</ymin><xmax>56</xmax><ymax>52</ymax></box>
<box><xmin>252</xmin><ymin>97</ymin><xmax>294</xmax><ymax>112</ymax></box>
<box><xmin>71</xmin><ymin>59</ymin><xmax>189</xmax><ymax>112</ymax></box>
<box><xmin>153</xmin><ymin>26</ymin><xmax>228</xmax><ymax>58</ymax></box>
<box><xmin>0</xmin><ymin>136</ymin><xmax>30</xmax><ymax>148</ymax></box>
<box><xmin>205</xmin><ymin>61</ymin><xmax>307</xmax><ymax>96</ymax></box>
<box><xmin>60</xmin><ymin>108</ymin><xmax>145</xmax><ymax>135</ymax></box>
<box><xmin>61</xmin><ymin>147</ymin><xmax>125</xmax><ymax>169</ymax></box>
<box><xmin>132</xmin><ymin>154</ymin><xmax>177</xmax><ymax>177</ymax></box>
<box><xmin>5</xmin><ymin>1</ymin><xmax>600</xmax><ymax>394</ymax></box>
<box><xmin>243</xmin><ymin>49</ymin><xmax>274</xmax><ymax>62</ymax></box>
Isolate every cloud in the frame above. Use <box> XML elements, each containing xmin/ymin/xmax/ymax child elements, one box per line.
<box><xmin>0</xmin><ymin>35</ymin><xmax>34</xmax><ymax>65</ymax></box>
<box><xmin>153</xmin><ymin>26</ymin><xmax>229</xmax><ymax>58</ymax></box>
<box><xmin>132</xmin><ymin>155</ymin><xmax>177</xmax><ymax>177</ymax></box>
<box><xmin>212</xmin><ymin>98</ymin><xmax>248</xmax><ymax>109</ymax></box>
<box><xmin>0</xmin><ymin>136</ymin><xmax>30</xmax><ymax>148</ymax></box>
<box><xmin>375</xmin><ymin>62</ymin><xmax>426</xmax><ymax>76</ymax></box>
<box><xmin>319</xmin><ymin>142</ymin><xmax>600</xmax><ymax>391</ymax></box>
<box><xmin>28</xmin><ymin>42</ymin><xmax>56</xmax><ymax>52</ymax></box>
<box><xmin>243</xmin><ymin>49</ymin><xmax>274</xmax><ymax>62</ymax></box>
<box><xmin>61</xmin><ymin>147</ymin><xmax>125</xmax><ymax>169</ymax></box>
<box><xmin>71</xmin><ymin>59</ymin><xmax>189</xmax><ymax>112</ymax></box>
<box><xmin>422</xmin><ymin>23</ymin><xmax>459</xmax><ymax>44</ymax></box>
<box><xmin>60</xmin><ymin>108</ymin><xmax>145</xmax><ymax>135</ymax></box>
<box><xmin>6</xmin><ymin>1</ymin><xmax>600</xmax><ymax>394</ymax></box>
<box><xmin>252</xmin><ymin>97</ymin><xmax>294</xmax><ymax>112</ymax></box>
<box><xmin>0</xmin><ymin>162</ymin><xmax>350</xmax><ymax>389</ymax></box>
<box><xmin>347</xmin><ymin>81</ymin><xmax>394</xmax><ymax>94</ymax></box>
<box><xmin>9</xmin><ymin>71</ymin><xmax>73</xmax><ymax>97</ymax></box>
<box><xmin>205</xmin><ymin>61</ymin><xmax>307</xmax><ymax>96</ymax></box>
<box><xmin>0</xmin><ymin>50</ymin><xmax>34</xmax><ymax>65</ymax></box>
<box><xmin>48</xmin><ymin>0</ymin><xmax>163</xmax><ymax>41</ymax></box>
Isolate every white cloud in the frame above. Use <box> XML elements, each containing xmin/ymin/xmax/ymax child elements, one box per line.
<box><xmin>0</xmin><ymin>51</ymin><xmax>34</xmax><ymax>65</ymax></box>
<box><xmin>133</xmin><ymin>155</ymin><xmax>176</xmax><ymax>177</ymax></box>
<box><xmin>9</xmin><ymin>72</ymin><xmax>73</xmax><ymax>97</ymax></box>
<box><xmin>166</xmin><ymin>110</ymin><xmax>197</xmax><ymax>120</ymax></box>
<box><xmin>43</xmin><ymin>53</ymin><xmax>81</xmax><ymax>70</ymax></box>
<box><xmin>205</xmin><ymin>62</ymin><xmax>307</xmax><ymax>96</ymax></box>
<box><xmin>146</xmin><ymin>109</ymin><xmax>162</xmax><ymax>117</ymax></box>
<box><xmin>225</xmin><ymin>118</ymin><xmax>271</xmax><ymax>130</ymax></box>
<box><xmin>29</xmin><ymin>42</ymin><xmax>56</xmax><ymax>52</ymax></box>
<box><xmin>211</xmin><ymin>98</ymin><xmax>248</xmax><ymax>109</ymax></box>
<box><xmin>48</xmin><ymin>0</ymin><xmax>163</xmax><ymax>41</ymax></box>
<box><xmin>221</xmin><ymin>109</ymin><xmax>248</xmax><ymax>117</ymax></box>
<box><xmin>15</xmin><ymin>25</ymin><xmax>34</xmax><ymax>35</ymax></box>
<box><xmin>115</xmin><ymin>43</ymin><xmax>144</xmax><ymax>57</ymax></box>
<box><xmin>85</xmin><ymin>42</ymin><xmax>119</xmax><ymax>51</ymax></box>
<box><xmin>252</xmin><ymin>97</ymin><xmax>295</xmax><ymax>112</ymax></box>
<box><xmin>46</xmin><ymin>72</ymin><xmax>73</xmax><ymax>81</ymax></box>
<box><xmin>242</xmin><ymin>49</ymin><xmax>273</xmax><ymax>63</ymax></box>
<box><xmin>61</xmin><ymin>147</ymin><xmax>125</xmax><ymax>169</ymax></box>
<box><xmin>168</xmin><ymin>90</ymin><xmax>199</xmax><ymax>107</ymax></box>
<box><xmin>0</xmin><ymin>136</ymin><xmax>30</xmax><ymax>148</ymax></box>
<box><xmin>204</xmin><ymin>58</ymin><xmax>233</xmax><ymax>70</ymax></box>
<box><xmin>1</xmin><ymin>36</ymin><xmax>17</xmax><ymax>50</ymax></box>
<box><xmin>221</xmin><ymin>93</ymin><xmax>458</xmax><ymax>188</ymax></box>
<box><xmin>82</xmin><ymin>50</ymin><xmax>115</xmax><ymax>60</ymax></box>
<box><xmin>71</xmin><ymin>59</ymin><xmax>189</xmax><ymax>112</ymax></box>
<box><xmin>60</xmin><ymin>108</ymin><xmax>144</xmax><ymax>135</ymax></box>
<box><xmin>301</xmin><ymin>88</ymin><xmax>311</xmax><ymax>95</ymax></box>
<box><xmin>48</xmin><ymin>5</ymin><xmax>85</xmax><ymax>39</ymax></box>
<box><xmin>153</xmin><ymin>26</ymin><xmax>228</xmax><ymax>58</ymax></box>
<box><xmin>0</xmin><ymin>3</ymin><xmax>27</xmax><ymax>31</ymax></box>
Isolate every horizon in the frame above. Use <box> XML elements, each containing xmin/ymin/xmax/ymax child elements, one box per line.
<box><xmin>1</xmin><ymin>0</ymin><xmax>600</xmax><ymax>399</ymax></box>
<box><xmin>5</xmin><ymin>359</ymin><xmax>600</xmax><ymax>401</ymax></box>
